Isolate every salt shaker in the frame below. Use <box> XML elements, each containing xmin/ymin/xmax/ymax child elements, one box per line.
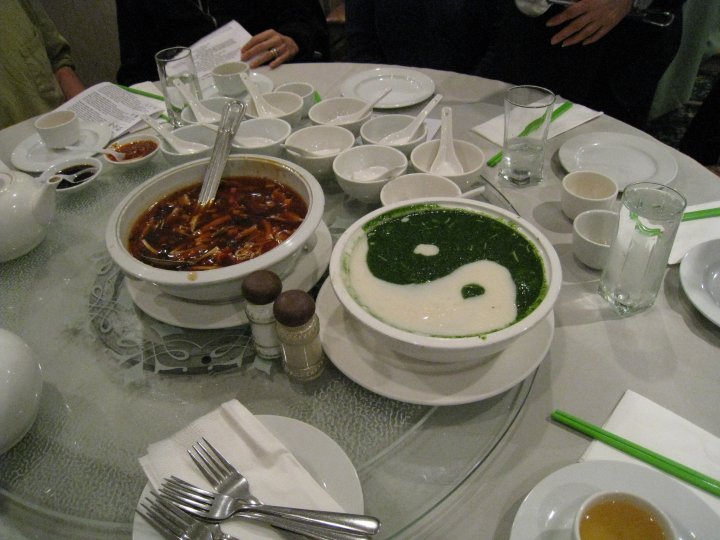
<box><xmin>273</xmin><ymin>290</ymin><xmax>325</xmax><ymax>381</ymax></box>
<box><xmin>242</xmin><ymin>270</ymin><xmax>283</xmax><ymax>360</ymax></box>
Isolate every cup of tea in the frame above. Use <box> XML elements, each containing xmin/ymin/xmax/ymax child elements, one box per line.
<box><xmin>574</xmin><ymin>491</ymin><xmax>677</xmax><ymax>540</ymax></box>
<box><xmin>212</xmin><ymin>61</ymin><xmax>249</xmax><ymax>97</ymax></box>
<box><xmin>34</xmin><ymin>110</ymin><xmax>80</xmax><ymax>149</ymax></box>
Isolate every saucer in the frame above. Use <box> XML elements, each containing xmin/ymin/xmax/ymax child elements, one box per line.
<box><xmin>202</xmin><ymin>71</ymin><xmax>274</xmax><ymax>98</ymax></box>
<box><xmin>316</xmin><ymin>280</ymin><xmax>554</xmax><ymax>405</ymax></box>
<box><xmin>132</xmin><ymin>414</ymin><xmax>364</xmax><ymax>540</ymax></box>
<box><xmin>510</xmin><ymin>460</ymin><xmax>720</xmax><ymax>539</ymax></box>
<box><xmin>11</xmin><ymin>121</ymin><xmax>112</xmax><ymax>173</ymax></box>
<box><xmin>680</xmin><ymin>238</ymin><xmax>720</xmax><ymax>327</ymax></box>
<box><xmin>124</xmin><ymin>221</ymin><xmax>331</xmax><ymax>329</ymax></box>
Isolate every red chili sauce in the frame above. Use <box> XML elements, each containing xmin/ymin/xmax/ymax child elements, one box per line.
<box><xmin>108</xmin><ymin>140</ymin><xmax>158</xmax><ymax>161</ymax></box>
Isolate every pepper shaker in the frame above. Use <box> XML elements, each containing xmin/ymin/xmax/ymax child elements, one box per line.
<box><xmin>242</xmin><ymin>270</ymin><xmax>283</xmax><ymax>360</ymax></box>
<box><xmin>273</xmin><ymin>290</ymin><xmax>325</xmax><ymax>381</ymax></box>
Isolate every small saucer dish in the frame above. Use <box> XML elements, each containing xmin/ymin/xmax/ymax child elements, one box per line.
<box><xmin>39</xmin><ymin>156</ymin><xmax>103</xmax><ymax>194</ymax></box>
<box><xmin>679</xmin><ymin>238</ymin><xmax>720</xmax><ymax>327</ymax></box>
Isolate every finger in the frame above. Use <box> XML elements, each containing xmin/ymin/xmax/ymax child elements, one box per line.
<box><xmin>546</xmin><ymin>3</ymin><xmax>587</xmax><ymax>26</ymax></box>
<box><xmin>582</xmin><ymin>24</ymin><xmax>612</xmax><ymax>45</ymax></box>
<box><xmin>561</xmin><ymin>21</ymin><xmax>603</xmax><ymax>46</ymax></box>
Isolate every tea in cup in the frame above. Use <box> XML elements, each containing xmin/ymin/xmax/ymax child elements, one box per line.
<box><xmin>34</xmin><ymin>110</ymin><xmax>79</xmax><ymax>149</ymax></box>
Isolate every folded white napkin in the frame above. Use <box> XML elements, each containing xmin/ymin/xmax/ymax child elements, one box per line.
<box><xmin>139</xmin><ymin>400</ymin><xmax>343</xmax><ymax>536</ymax></box>
<box><xmin>669</xmin><ymin>201</ymin><xmax>720</xmax><ymax>264</ymax></box>
<box><xmin>581</xmin><ymin>390</ymin><xmax>720</xmax><ymax>515</ymax></box>
<box><xmin>471</xmin><ymin>99</ymin><xmax>603</xmax><ymax>147</ymax></box>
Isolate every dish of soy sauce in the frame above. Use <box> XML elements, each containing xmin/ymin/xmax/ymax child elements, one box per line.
<box><xmin>56</xmin><ymin>164</ymin><xmax>96</xmax><ymax>190</ymax></box>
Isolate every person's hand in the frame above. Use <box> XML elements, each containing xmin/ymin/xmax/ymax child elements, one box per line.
<box><xmin>546</xmin><ymin>0</ymin><xmax>633</xmax><ymax>46</ymax></box>
<box><xmin>241</xmin><ymin>29</ymin><xmax>299</xmax><ymax>69</ymax></box>
<box><xmin>55</xmin><ymin>66</ymin><xmax>85</xmax><ymax>101</ymax></box>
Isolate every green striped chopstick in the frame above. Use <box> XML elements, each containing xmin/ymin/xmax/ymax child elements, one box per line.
<box><xmin>487</xmin><ymin>101</ymin><xmax>574</xmax><ymax>168</ymax></box>
<box><xmin>552</xmin><ymin>409</ymin><xmax>720</xmax><ymax>498</ymax></box>
<box><xmin>116</xmin><ymin>84</ymin><xmax>165</xmax><ymax>101</ymax></box>
<box><xmin>682</xmin><ymin>207</ymin><xmax>720</xmax><ymax>222</ymax></box>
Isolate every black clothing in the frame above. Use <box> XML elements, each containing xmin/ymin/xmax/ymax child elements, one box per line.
<box><xmin>115</xmin><ymin>0</ymin><xmax>330</xmax><ymax>85</ymax></box>
<box><xmin>478</xmin><ymin>0</ymin><xmax>687</xmax><ymax>129</ymax></box>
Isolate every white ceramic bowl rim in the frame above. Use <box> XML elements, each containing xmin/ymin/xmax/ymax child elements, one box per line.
<box><xmin>106</xmin><ymin>154</ymin><xmax>324</xmax><ymax>287</ymax></box>
<box><xmin>563</xmin><ymin>169</ymin><xmax>618</xmax><ymax>200</ymax></box>
<box><xmin>333</xmin><ymin>145</ymin><xmax>408</xmax><ymax>185</ymax></box>
<box><xmin>410</xmin><ymin>139</ymin><xmax>486</xmax><ymax>177</ymax></box>
<box><xmin>360</xmin><ymin>114</ymin><xmax>428</xmax><ymax>145</ymax></box>
<box><xmin>330</xmin><ymin>197</ymin><xmax>562</xmax><ymax>352</ymax></box>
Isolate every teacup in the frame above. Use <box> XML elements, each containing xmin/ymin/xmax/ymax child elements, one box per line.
<box><xmin>574</xmin><ymin>491</ymin><xmax>677</xmax><ymax>540</ymax></box>
<box><xmin>572</xmin><ymin>209</ymin><xmax>618</xmax><ymax>270</ymax></box>
<box><xmin>34</xmin><ymin>110</ymin><xmax>79</xmax><ymax>149</ymax></box>
<box><xmin>561</xmin><ymin>170</ymin><xmax>618</xmax><ymax>221</ymax></box>
<box><xmin>212</xmin><ymin>61</ymin><xmax>249</xmax><ymax>97</ymax></box>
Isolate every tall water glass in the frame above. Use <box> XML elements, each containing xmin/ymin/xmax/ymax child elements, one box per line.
<box><xmin>500</xmin><ymin>85</ymin><xmax>555</xmax><ymax>186</ymax></box>
<box><xmin>155</xmin><ymin>47</ymin><xmax>202</xmax><ymax>127</ymax></box>
<box><xmin>599</xmin><ymin>182</ymin><xmax>686</xmax><ymax>316</ymax></box>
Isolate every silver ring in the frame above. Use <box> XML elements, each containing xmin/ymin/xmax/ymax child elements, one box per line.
<box><xmin>269</xmin><ymin>47</ymin><xmax>279</xmax><ymax>59</ymax></box>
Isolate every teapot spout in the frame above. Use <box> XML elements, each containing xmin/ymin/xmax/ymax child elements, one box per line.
<box><xmin>32</xmin><ymin>176</ymin><xmax>60</xmax><ymax>226</ymax></box>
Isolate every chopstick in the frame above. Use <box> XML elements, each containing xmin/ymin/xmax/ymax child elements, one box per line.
<box><xmin>487</xmin><ymin>101</ymin><xmax>574</xmax><ymax>168</ymax></box>
<box><xmin>551</xmin><ymin>409</ymin><xmax>720</xmax><ymax>498</ymax></box>
<box><xmin>682</xmin><ymin>207</ymin><xmax>720</xmax><ymax>222</ymax></box>
<box><xmin>116</xmin><ymin>84</ymin><xmax>165</xmax><ymax>101</ymax></box>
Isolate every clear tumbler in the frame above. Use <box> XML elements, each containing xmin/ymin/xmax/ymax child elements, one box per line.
<box><xmin>155</xmin><ymin>47</ymin><xmax>202</xmax><ymax>127</ymax></box>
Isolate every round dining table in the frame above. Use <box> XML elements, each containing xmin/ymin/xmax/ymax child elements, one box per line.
<box><xmin>1</xmin><ymin>62</ymin><xmax>719</xmax><ymax>540</ymax></box>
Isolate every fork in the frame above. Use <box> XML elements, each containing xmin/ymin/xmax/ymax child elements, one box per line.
<box><xmin>161</xmin><ymin>477</ymin><xmax>373</xmax><ymax>539</ymax></box>
<box><xmin>187</xmin><ymin>438</ymin><xmax>379</xmax><ymax>535</ymax></box>
<box><xmin>138</xmin><ymin>491</ymin><xmax>237</xmax><ymax>540</ymax></box>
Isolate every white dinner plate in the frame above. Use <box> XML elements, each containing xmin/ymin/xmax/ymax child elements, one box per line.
<box><xmin>316</xmin><ymin>280</ymin><xmax>554</xmax><ymax>406</ymax></box>
<box><xmin>680</xmin><ymin>238</ymin><xmax>720</xmax><ymax>327</ymax></box>
<box><xmin>132</xmin><ymin>414</ymin><xmax>364</xmax><ymax>540</ymax></box>
<box><xmin>340</xmin><ymin>68</ymin><xmax>435</xmax><ymax>109</ymax></box>
<box><xmin>510</xmin><ymin>460</ymin><xmax>720</xmax><ymax>539</ymax></box>
<box><xmin>558</xmin><ymin>132</ymin><xmax>678</xmax><ymax>190</ymax></box>
<box><xmin>124</xmin><ymin>221</ymin><xmax>331</xmax><ymax>329</ymax></box>
<box><xmin>202</xmin><ymin>71</ymin><xmax>274</xmax><ymax>98</ymax></box>
<box><xmin>10</xmin><ymin>121</ymin><xmax>112</xmax><ymax>173</ymax></box>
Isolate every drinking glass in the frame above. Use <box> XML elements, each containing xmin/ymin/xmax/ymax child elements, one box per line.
<box><xmin>499</xmin><ymin>85</ymin><xmax>555</xmax><ymax>186</ymax></box>
<box><xmin>599</xmin><ymin>182</ymin><xmax>686</xmax><ymax>316</ymax></box>
<box><xmin>155</xmin><ymin>47</ymin><xmax>202</xmax><ymax>127</ymax></box>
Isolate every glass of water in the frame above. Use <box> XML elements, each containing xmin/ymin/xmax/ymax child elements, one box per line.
<box><xmin>599</xmin><ymin>182</ymin><xmax>686</xmax><ymax>316</ymax></box>
<box><xmin>155</xmin><ymin>47</ymin><xmax>202</xmax><ymax>127</ymax></box>
<box><xmin>499</xmin><ymin>85</ymin><xmax>555</xmax><ymax>186</ymax></box>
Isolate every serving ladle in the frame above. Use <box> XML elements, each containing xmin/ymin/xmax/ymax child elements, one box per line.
<box><xmin>240</xmin><ymin>72</ymin><xmax>284</xmax><ymax>117</ymax></box>
<box><xmin>141</xmin><ymin>114</ymin><xmax>210</xmax><ymax>154</ymax></box>
<box><xmin>379</xmin><ymin>94</ymin><xmax>443</xmax><ymax>145</ymax></box>
<box><xmin>330</xmin><ymin>87</ymin><xmax>392</xmax><ymax>125</ymax></box>
<box><xmin>173</xmin><ymin>80</ymin><xmax>222</xmax><ymax>124</ymax></box>
<box><xmin>430</xmin><ymin>107</ymin><xmax>464</xmax><ymax>176</ymax></box>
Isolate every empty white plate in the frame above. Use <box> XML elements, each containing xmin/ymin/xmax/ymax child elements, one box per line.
<box><xmin>341</xmin><ymin>68</ymin><xmax>435</xmax><ymax>109</ymax></box>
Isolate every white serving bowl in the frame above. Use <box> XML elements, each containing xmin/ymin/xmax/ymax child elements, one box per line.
<box><xmin>231</xmin><ymin>117</ymin><xmax>292</xmax><ymax>157</ymax></box>
<box><xmin>333</xmin><ymin>145</ymin><xmax>408</xmax><ymax>204</ymax></box>
<box><xmin>284</xmin><ymin>125</ymin><xmax>355</xmax><ymax>180</ymax></box>
<box><xmin>103</xmin><ymin>133</ymin><xmax>161</xmax><ymax>168</ymax></box>
<box><xmin>572</xmin><ymin>209</ymin><xmax>618</xmax><ymax>270</ymax></box>
<box><xmin>245</xmin><ymin>91</ymin><xmax>303</xmax><ymax>127</ymax></box>
<box><xmin>380</xmin><ymin>173</ymin><xmax>460</xmax><ymax>206</ymax></box>
<box><xmin>329</xmin><ymin>197</ymin><xmax>562</xmax><ymax>363</ymax></box>
<box><xmin>275</xmin><ymin>82</ymin><xmax>315</xmax><ymax>117</ymax></box>
<box><xmin>39</xmin><ymin>156</ymin><xmax>103</xmax><ymax>194</ymax></box>
<box><xmin>410</xmin><ymin>139</ymin><xmax>485</xmax><ymax>191</ymax></box>
<box><xmin>180</xmin><ymin>96</ymin><xmax>237</xmax><ymax>125</ymax></box>
<box><xmin>159</xmin><ymin>124</ymin><xmax>215</xmax><ymax>165</ymax></box>
<box><xmin>308</xmin><ymin>97</ymin><xmax>370</xmax><ymax>136</ymax></box>
<box><xmin>106</xmin><ymin>155</ymin><xmax>324</xmax><ymax>303</ymax></box>
<box><xmin>360</xmin><ymin>114</ymin><xmax>428</xmax><ymax>156</ymax></box>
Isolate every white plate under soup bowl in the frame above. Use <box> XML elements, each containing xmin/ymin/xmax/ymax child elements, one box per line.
<box><xmin>106</xmin><ymin>155</ymin><xmax>324</xmax><ymax>303</ymax></box>
<box><xmin>329</xmin><ymin>197</ymin><xmax>561</xmax><ymax>363</ymax></box>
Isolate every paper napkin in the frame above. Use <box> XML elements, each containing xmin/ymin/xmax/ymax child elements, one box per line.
<box><xmin>139</xmin><ymin>400</ymin><xmax>343</xmax><ymax>535</ymax></box>
<box><xmin>581</xmin><ymin>390</ymin><xmax>720</xmax><ymax>515</ymax></box>
<box><xmin>669</xmin><ymin>201</ymin><xmax>720</xmax><ymax>264</ymax></box>
<box><xmin>471</xmin><ymin>100</ymin><xmax>603</xmax><ymax>147</ymax></box>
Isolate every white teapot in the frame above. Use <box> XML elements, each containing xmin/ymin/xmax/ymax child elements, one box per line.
<box><xmin>0</xmin><ymin>170</ymin><xmax>60</xmax><ymax>263</ymax></box>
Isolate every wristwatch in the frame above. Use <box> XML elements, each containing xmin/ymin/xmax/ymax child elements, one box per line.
<box><xmin>632</xmin><ymin>0</ymin><xmax>653</xmax><ymax>11</ymax></box>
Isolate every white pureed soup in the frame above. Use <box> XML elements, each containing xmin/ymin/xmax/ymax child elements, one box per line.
<box><xmin>342</xmin><ymin>204</ymin><xmax>548</xmax><ymax>338</ymax></box>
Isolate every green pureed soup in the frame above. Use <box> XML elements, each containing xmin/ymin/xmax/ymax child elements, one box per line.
<box><xmin>343</xmin><ymin>204</ymin><xmax>548</xmax><ymax>338</ymax></box>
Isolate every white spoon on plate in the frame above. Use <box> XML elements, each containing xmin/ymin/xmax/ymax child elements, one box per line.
<box><xmin>141</xmin><ymin>115</ymin><xmax>210</xmax><ymax>154</ymax></box>
<box><xmin>331</xmin><ymin>87</ymin><xmax>392</xmax><ymax>125</ymax></box>
<box><xmin>173</xmin><ymin>80</ymin><xmax>222</xmax><ymax>124</ymax></box>
<box><xmin>430</xmin><ymin>107</ymin><xmax>464</xmax><ymax>176</ymax></box>
<box><xmin>379</xmin><ymin>94</ymin><xmax>443</xmax><ymax>145</ymax></box>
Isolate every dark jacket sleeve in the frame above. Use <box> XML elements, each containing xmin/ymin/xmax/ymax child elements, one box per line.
<box><xmin>345</xmin><ymin>0</ymin><xmax>384</xmax><ymax>63</ymax></box>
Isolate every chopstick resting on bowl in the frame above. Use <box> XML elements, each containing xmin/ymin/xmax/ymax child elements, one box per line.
<box><xmin>551</xmin><ymin>409</ymin><xmax>720</xmax><ymax>498</ymax></box>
